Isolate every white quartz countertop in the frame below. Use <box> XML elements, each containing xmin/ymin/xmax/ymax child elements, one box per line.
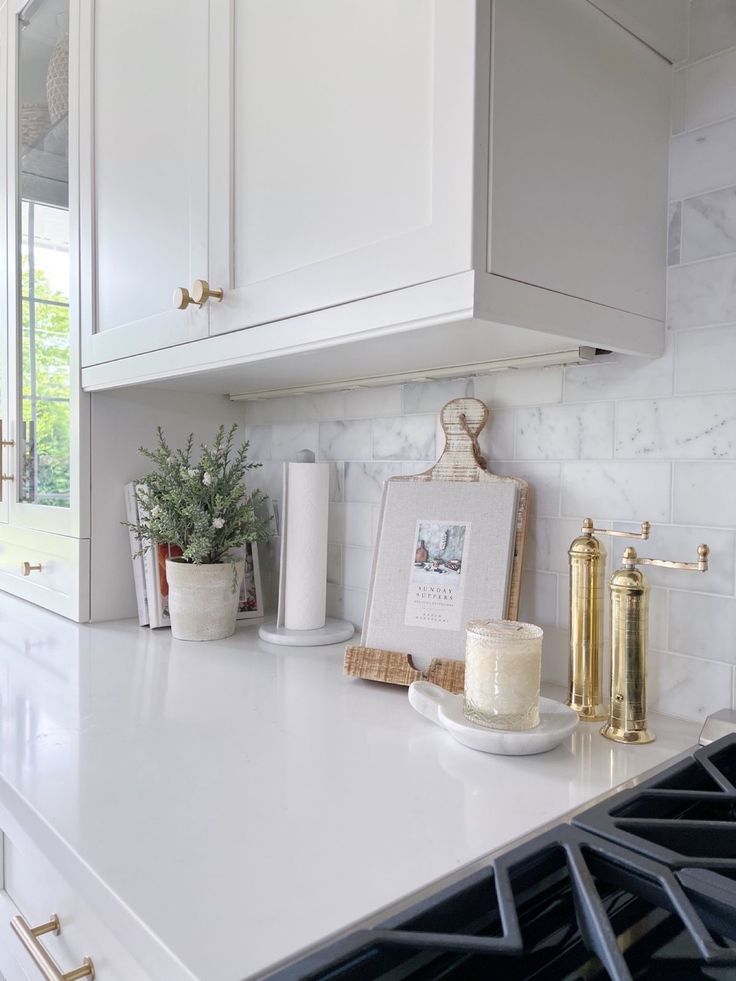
<box><xmin>0</xmin><ymin>595</ymin><xmax>701</xmax><ymax>981</ymax></box>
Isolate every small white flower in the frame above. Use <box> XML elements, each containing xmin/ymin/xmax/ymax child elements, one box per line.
<box><xmin>151</xmin><ymin>504</ymin><xmax>161</xmax><ymax>517</ymax></box>
<box><xmin>188</xmin><ymin>468</ymin><xmax>199</xmax><ymax>478</ymax></box>
<box><xmin>202</xmin><ymin>472</ymin><xmax>212</xmax><ymax>486</ymax></box>
<box><xmin>213</xmin><ymin>517</ymin><xmax>225</xmax><ymax>529</ymax></box>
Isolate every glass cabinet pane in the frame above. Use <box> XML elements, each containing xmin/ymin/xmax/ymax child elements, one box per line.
<box><xmin>17</xmin><ymin>0</ymin><xmax>70</xmax><ymax>508</ymax></box>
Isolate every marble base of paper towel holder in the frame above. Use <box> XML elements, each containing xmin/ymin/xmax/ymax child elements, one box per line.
<box><xmin>259</xmin><ymin>618</ymin><xmax>354</xmax><ymax>647</ymax></box>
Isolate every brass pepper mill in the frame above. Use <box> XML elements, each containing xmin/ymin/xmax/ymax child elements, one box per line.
<box><xmin>601</xmin><ymin>542</ymin><xmax>710</xmax><ymax>745</ymax></box>
<box><xmin>568</xmin><ymin>519</ymin><xmax>651</xmax><ymax>721</ymax></box>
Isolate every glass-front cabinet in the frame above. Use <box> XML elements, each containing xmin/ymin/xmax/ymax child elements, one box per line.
<box><xmin>0</xmin><ymin>6</ymin><xmax>8</xmax><ymax>527</ymax></box>
<box><xmin>0</xmin><ymin>0</ymin><xmax>89</xmax><ymax>622</ymax></box>
<box><xmin>6</xmin><ymin>0</ymin><xmax>83</xmax><ymax>537</ymax></box>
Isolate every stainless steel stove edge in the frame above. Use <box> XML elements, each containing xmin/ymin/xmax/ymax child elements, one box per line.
<box><xmin>699</xmin><ymin>708</ymin><xmax>736</xmax><ymax>746</ymax></box>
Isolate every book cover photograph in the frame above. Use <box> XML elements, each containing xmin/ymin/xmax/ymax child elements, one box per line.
<box><xmin>405</xmin><ymin>520</ymin><xmax>470</xmax><ymax>632</ymax></box>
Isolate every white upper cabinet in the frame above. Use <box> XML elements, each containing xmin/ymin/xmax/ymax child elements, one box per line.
<box><xmin>79</xmin><ymin>0</ymin><xmax>210</xmax><ymax>363</ymax></box>
<box><xmin>80</xmin><ymin>0</ymin><xmax>672</xmax><ymax>394</ymax></box>
<box><xmin>208</xmin><ymin>0</ymin><xmax>474</xmax><ymax>335</ymax></box>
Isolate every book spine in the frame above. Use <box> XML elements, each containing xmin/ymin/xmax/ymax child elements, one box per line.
<box><xmin>137</xmin><ymin>487</ymin><xmax>163</xmax><ymax>629</ymax></box>
<box><xmin>124</xmin><ymin>482</ymin><xmax>149</xmax><ymax>627</ymax></box>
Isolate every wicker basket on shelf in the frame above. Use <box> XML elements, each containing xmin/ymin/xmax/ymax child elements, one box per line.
<box><xmin>21</xmin><ymin>103</ymin><xmax>50</xmax><ymax>151</ymax></box>
<box><xmin>46</xmin><ymin>33</ymin><xmax>69</xmax><ymax>123</ymax></box>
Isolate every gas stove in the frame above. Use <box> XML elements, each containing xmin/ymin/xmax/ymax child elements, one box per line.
<box><xmin>265</xmin><ymin>733</ymin><xmax>736</xmax><ymax>980</ymax></box>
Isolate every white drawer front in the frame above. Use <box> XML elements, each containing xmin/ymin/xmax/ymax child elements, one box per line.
<box><xmin>0</xmin><ymin>529</ymin><xmax>89</xmax><ymax>621</ymax></box>
<box><xmin>0</xmin><ymin>883</ymin><xmax>32</xmax><ymax>981</ymax></box>
<box><xmin>3</xmin><ymin>834</ymin><xmax>151</xmax><ymax>981</ymax></box>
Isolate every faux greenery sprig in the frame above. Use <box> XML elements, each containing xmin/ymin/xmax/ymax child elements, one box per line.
<box><xmin>127</xmin><ymin>424</ymin><xmax>271</xmax><ymax>565</ymax></box>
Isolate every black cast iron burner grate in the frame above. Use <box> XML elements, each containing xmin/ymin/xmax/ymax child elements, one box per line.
<box><xmin>573</xmin><ymin>733</ymin><xmax>736</xmax><ymax>869</ymax></box>
<box><xmin>265</xmin><ymin>821</ymin><xmax>736</xmax><ymax>981</ymax></box>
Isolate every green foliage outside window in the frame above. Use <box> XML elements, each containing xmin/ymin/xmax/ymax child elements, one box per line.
<box><xmin>21</xmin><ymin>258</ymin><xmax>71</xmax><ymax>507</ymax></box>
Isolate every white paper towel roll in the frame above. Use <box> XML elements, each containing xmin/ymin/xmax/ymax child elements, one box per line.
<box><xmin>282</xmin><ymin>461</ymin><xmax>329</xmax><ymax>630</ymax></box>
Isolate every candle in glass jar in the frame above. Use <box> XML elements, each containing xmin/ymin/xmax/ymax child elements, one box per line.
<box><xmin>464</xmin><ymin>620</ymin><xmax>543</xmax><ymax>730</ymax></box>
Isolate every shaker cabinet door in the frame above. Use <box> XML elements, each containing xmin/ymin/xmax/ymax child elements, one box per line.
<box><xmin>79</xmin><ymin>0</ymin><xmax>210</xmax><ymax>366</ymax></box>
<box><xmin>208</xmin><ymin>0</ymin><xmax>476</xmax><ymax>337</ymax></box>
<box><xmin>0</xmin><ymin>1</ymin><xmax>8</xmax><ymax>527</ymax></box>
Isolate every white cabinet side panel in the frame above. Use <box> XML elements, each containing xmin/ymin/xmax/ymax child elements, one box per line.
<box><xmin>489</xmin><ymin>0</ymin><xmax>670</xmax><ymax>322</ymax></box>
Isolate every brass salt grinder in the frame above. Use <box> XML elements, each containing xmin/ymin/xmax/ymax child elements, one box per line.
<box><xmin>567</xmin><ymin>519</ymin><xmax>651</xmax><ymax>721</ymax></box>
<box><xmin>601</xmin><ymin>542</ymin><xmax>710</xmax><ymax>744</ymax></box>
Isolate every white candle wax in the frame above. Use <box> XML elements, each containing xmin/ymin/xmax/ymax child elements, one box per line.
<box><xmin>464</xmin><ymin>619</ymin><xmax>543</xmax><ymax>730</ymax></box>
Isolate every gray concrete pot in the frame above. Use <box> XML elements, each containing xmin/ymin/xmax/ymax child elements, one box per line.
<box><xmin>166</xmin><ymin>558</ymin><xmax>245</xmax><ymax>641</ymax></box>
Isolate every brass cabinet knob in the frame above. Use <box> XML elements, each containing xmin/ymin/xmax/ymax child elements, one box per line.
<box><xmin>191</xmin><ymin>279</ymin><xmax>223</xmax><ymax>305</ymax></box>
<box><xmin>22</xmin><ymin>561</ymin><xmax>42</xmax><ymax>576</ymax></box>
<box><xmin>173</xmin><ymin>286</ymin><xmax>196</xmax><ymax>310</ymax></box>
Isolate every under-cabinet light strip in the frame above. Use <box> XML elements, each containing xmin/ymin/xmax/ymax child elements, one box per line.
<box><xmin>228</xmin><ymin>347</ymin><xmax>597</xmax><ymax>400</ymax></box>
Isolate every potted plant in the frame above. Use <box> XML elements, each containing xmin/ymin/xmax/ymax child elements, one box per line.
<box><xmin>128</xmin><ymin>424</ymin><xmax>271</xmax><ymax>641</ymax></box>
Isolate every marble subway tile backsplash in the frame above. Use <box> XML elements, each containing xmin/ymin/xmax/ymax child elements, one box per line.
<box><xmin>372</xmin><ymin>415</ymin><xmax>436</xmax><ymax>461</ymax></box>
<box><xmin>319</xmin><ymin>420</ymin><xmax>372</xmax><ymax>461</ymax></box>
<box><xmin>686</xmin><ymin>45</ymin><xmax>736</xmax><ymax>129</ymax></box>
<box><xmin>681</xmin><ymin>186</ymin><xmax>736</xmax><ymax>261</ymax></box>
<box><xmin>649</xmin><ymin>650</ymin><xmax>734</xmax><ymax>721</ymax></box>
<box><xmin>560</xmin><ymin>462</ymin><xmax>672</xmax><ymax>523</ymax></box>
<box><xmin>673</xmin><ymin>461</ymin><xmax>736</xmax><ymax>526</ymax></box>
<box><xmin>563</xmin><ymin>350</ymin><xmax>675</xmax><ymax>402</ymax></box>
<box><xmin>243</xmin><ymin>16</ymin><xmax>736</xmax><ymax>725</ymax></box>
<box><xmin>669</xmin><ymin>117</ymin><xmax>736</xmax><ymax>200</ymax></box>
<box><xmin>615</xmin><ymin>395</ymin><xmax>736</xmax><ymax>459</ymax></box>
<box><xmin>516</xmin><ymin>403</ymin><xmax>614</xmax><ymax>460</ymax></box>
<box><xmin>668</xmin><ymin>202</ymin><xmax>682</xmax><ymax>265</ymax></box>
<box><xmin>271</xmin><ymin>423</ymin><xmax>319</xmax><ymax>461</ymax></box>
<box><xmin>668</xmin><ymin>253</ymin><xmax>736</xmax><ymax>329</ymax></box>
<box><xmin>669</xmin><ymin>591</ymin><xmax>736</xmax><ymax>663</ymax></box>
<box><xmin>675</xmin><ymin>325</ymin><xmax>736</xmax><ymax>393</ymax></box>
<box><xmin>473</xmin><ymin>366</ymin><xmax>563</xmax><ymax>408</ymax></box>
<box><xmin>344</xmin><ymin>462</ymin><xmax>406</xmax><ymax>503</ymax></box>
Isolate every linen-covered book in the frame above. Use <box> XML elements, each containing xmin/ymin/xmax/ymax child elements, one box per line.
<box><xmin>362</xmin><ymin>479</ymin><xmax>519</xmax><ymax>670</ymax></box>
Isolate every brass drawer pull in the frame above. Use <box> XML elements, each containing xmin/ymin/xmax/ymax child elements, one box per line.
<box><xmin>0</xmin><ymin>419</ymin><xmax>14</xmax><ymax>447</ymax></box>
<box><xmin>23</xmin><ymin>561</ymin><xmax>43</xmax><ymax>576</ymax></box>
<box><xmin>0</xmin><ymin>419</ymin><xmax>13</xmax><ymax>504</ymax></box>
<box><xmin>10</xmin><ymin>913</ymin><xmax>95</xmax><ymax>980</ymax></box>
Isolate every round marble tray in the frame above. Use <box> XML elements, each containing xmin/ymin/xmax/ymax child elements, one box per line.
<box><xmin>408</xmin><ymin>681</ymin><xmax>579</xmax><ymax>756</ymax></box>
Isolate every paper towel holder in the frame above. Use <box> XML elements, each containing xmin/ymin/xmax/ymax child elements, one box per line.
<box><xmin>259</xmin><ymin>450</ymin><xmax>354</xmax><ymax>648</ymax></box>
